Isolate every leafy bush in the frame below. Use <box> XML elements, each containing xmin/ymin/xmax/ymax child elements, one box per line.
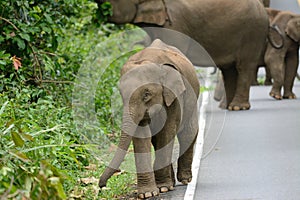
<box><xmin>0</xmin><ymin>0</ymin><xmax>144</xmax><ymax>199</ymax></box>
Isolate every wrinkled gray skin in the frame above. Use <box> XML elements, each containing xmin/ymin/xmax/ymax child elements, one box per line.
<box><xmin>96</xmin><ymin>0</ymin><xmax>269</xmax><ymax>111</ymax></box>
<box><xmin>252</xmin><ymin>3</ymin><xmax>275</xmax><ymax>86</ymax></box>
<box><xmin>264</xmin><ymin>11</ymin><xmax>300</xmax><ymax>100</ymax></box>
<box><xmin>99</xmin><ymin>39</ymin><xmax>200</xmax><ymax>199</ymax></box>
<box><xmin>214</xmin><ymin>8</ymin><xmax>286</xmax><ymax>108</ymax></box>
<box><xmin>215</xmin><ymin>2</ymin><xmax>271</xmax><ymax>103</ymax></box>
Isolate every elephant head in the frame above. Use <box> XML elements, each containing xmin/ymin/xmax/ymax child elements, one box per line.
<box><xmin>285</xmin><ymin>17</ymin><xmax>300</xmax><ymax>44</ymax></box>
<box><xmin>268</xmin><ymin>12</ymin><xmax>300</xmax><ymax>49</ymax></box>
<box><xmin>99</xmin><ymin>62</ymin><xmax>186</xmax><ymax>188</ymax></box>
<box><xmin>96</xmin><ymin>0</ymin><xmax>169</xmax><ymax>26</ymax></box>
<box><xmin>119</xmin><ymin>62</ymin><xmax>186</xmax><ymax>134</ymax></box>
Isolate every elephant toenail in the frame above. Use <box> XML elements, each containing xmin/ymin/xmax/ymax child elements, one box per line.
<box><xmin>138</xmin><ymin>193</ymin><xmax>145</xmax><ymax>199</ymax></box>
<box><xmin>169</xmin><ymin>186</ymin><xmax>174</xmax><ymax>190</ymax></box>
<box><xmin>145</xmin><ymin>192</ymin><xmax>152</xmax><ymax>198</ymax></box>
<box><xmin>160</xmin><ymin>187</ymin><xmax>169</xmax><ymax>193</ymax></box>
<box><xmin>233</xmin><ymin>106</ymin><xmax>240</xmax><ymax>111</ymax></box>
<box><xmin>152</xmin><ymin>191</ymin><xmax>159</xmax><ymax>196</ymax></box>
<box><xmin>181</xmin><ymin>180</ymin><xmax>189</xmax><ymax>185</ymax></box>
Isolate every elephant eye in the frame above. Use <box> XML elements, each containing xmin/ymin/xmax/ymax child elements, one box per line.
<box><xmin>142</xmin><ymin>90</ymin><xmax>152</xmax><ymax>102</ymax></box>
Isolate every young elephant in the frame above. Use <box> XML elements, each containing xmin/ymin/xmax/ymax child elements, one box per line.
<box><xmin>252</xmin><ymin>8</ymin><xmax>281</xmax><ymax>86</ymax></box>
<box><xmin>98</xmin><ymin>39</ymin><xmax>200</xmax><ymax>199</ymax></box>
<box><xmin>265</xmin><ymin>11</ymin><xmax>300</xmax><ymax>99</ymax></box>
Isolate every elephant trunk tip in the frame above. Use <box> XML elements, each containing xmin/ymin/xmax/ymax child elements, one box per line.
<box><xmin>98</xmin><ymin>167</ymin><xmax>120</xmax><ymax>188</ymax></box>
<box><xmin>98</xmin><ymin>177</ymin><xmax>107</xmax><ymax>188</ymax></box>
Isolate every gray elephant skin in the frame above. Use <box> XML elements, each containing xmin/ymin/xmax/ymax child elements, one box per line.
<box><xmin>96</xmin><ymin>0</ymin><xmax>269</xmax><ymax>111</ymax></box>
<box><xmin>265</xmin><ymin>10</ymin><xmax>300</xmax><ymax>100</ymax></box>
<box><xmin>98</xmin><ymin>39</ymin><xmax>200</xmax><ymax>199</ymax></box>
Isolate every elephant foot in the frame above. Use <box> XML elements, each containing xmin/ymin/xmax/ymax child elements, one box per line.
<box><xmin>283</xmin><ymin>93</ymin><xmax>297</xmax><ymax>99</ymax></box>
<box><xmin>177</xmin><ymin>170</ymin><xmax>192</xmax><ymax>185</ymax></box>
<box><xmin>157</xmin><ymin>184</ymin><xmax>174</xmax><ymax>193</ymax></box>
<box><xmin>181</xmin><ymin>178</ymin><xmax>192</xmax><ymax>185</ymax></box>
<box><xmin>155</xmin><ymin>176</ymin><xmax>175</xmax><ymax>193</ymax></box>
<box><xmin>269</xmin><ymin>92</ymin><xmax>282</xmax><ymax>100</ymax></box>
<box><xmin>218</xmin><ymin>101</ymin><xmax>227</xmax><ymax>109</ymax></box>
<box><xmin>137</xmin><ymin>187</ymin><xmax>159</xmax><ymax>199</ymax></box>
<box><xmin>227</xmin><ymin>102</ymin><xmax>250</xmax><ymax>111</ymax></box>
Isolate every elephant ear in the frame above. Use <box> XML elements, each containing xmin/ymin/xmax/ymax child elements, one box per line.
<box><xmin>285</xmin><ymin>18</ymin><xmax>300</xmax><ymax>43</ymax></box>
<box><xmin>161</xmin><ymin>64</ymin><xmax>186</xmax><ymax>107</ymax></box>
<box><xmin>133</xmin><ymin>0</ymin><xmax>167</xmax><ymax>26</ymax></box>
<box><xmin>268</xmin><ymin>25</ymin><xmax>284</xmax><ymax>49</ymax></box>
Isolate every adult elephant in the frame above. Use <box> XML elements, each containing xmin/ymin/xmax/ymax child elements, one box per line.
<box><xmin>264</xmin><ymin>11</ymin><xmax>300</xmax><ymax>99</ymax></box>
<box><xmin>96</xmin><ymin>0</ymin><xmax>269</xmax><ymax>111</ymax></box>
<box><xmin>99</xmin><ymin>39</ymin><xmax>200</xmax><ymax>198</ymax></box>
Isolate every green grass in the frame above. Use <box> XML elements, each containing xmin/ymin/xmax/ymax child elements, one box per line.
<box><xmin>0</xmin><ymin>26</ymin><xmax>147</xmax><ymax>199</ymax></box>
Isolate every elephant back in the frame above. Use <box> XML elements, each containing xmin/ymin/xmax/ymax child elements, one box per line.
<box><xmin>123</xmin><ymin>39</ymin><xmax>200</xmax><ymax>96</ymax></box>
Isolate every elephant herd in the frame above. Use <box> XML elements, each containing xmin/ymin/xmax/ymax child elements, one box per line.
<box><xmin>216</xmin><ymin>3</ymin><xmax>300</xmax><ymax>106</ymax></box>
<box><xmin>95</xmin><ymin>0</ymin><xmax>300</xmax><ymax>198</ymax></box>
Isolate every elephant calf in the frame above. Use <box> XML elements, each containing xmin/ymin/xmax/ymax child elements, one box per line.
<box><xmin>265</xmin><ymin>10</ymin><xmax>300</xmax><ymax>100</ymax></box>
<box><xmin>98</xmin><ymin>39</ymin><xmax>200</xmax><ymax>199</ymax></box>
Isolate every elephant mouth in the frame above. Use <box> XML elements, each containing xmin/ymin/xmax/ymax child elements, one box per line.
<box><xmin>138</xmin><ymin>112</ymin><xmax>151</xmax><ymax>127</ymax></box>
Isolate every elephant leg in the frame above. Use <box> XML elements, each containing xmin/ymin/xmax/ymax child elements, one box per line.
<box><xmin>264</xmin><ymin>65</ymin><xmax>273</xmax><ymax>85</ymax></box>
<box><xmin>265</xmin><ymin>49</ymin><xmax>285</xmax><ymax>100</ymax></box>
<box><xmin>151</xmin><ymin>120</ymin><xmax>176</xmax><ymax>193</ymax></box>
<box><xmin>177</xmin><ymin>127</ymin><xmax>197</xmax><ymax>185</ymax></box>
<box><xmin>283</xmin><ymin>49</ymin><xmax>298</xmax><ymax>99</ymax></box>
<box><xmin>230</xmin><ymin>67</ymin><xmax>253</xmax><ymax>110</ymax></box>
<box><xmin>132</xmin><ymin>136</ymin><xmax>159</xmax><ymax>199</ymax></box>
<box><xmin>221</xmin><ymin>67</ymin><xmax>237</xmax><ymax>109</ymax></box>
<box><xmin>251</xmin><ymin>66</ymin><xmax>260</xmax><ymax>86</ymax></box>
<box><xmin>176</xmin><ymin>108</ymin><xmax>198</xmax><ymax>185</ymax></box>
<box><xmin>213</xmin><ymin>72</ymin><xmax>227</xmax><ymax>109</ymax></box>
<box><xmin>214</xmin><ymin>71</ymin><xmax>225</xmax><ymax>102</ymax></box>
<box><xmin>222</xmin><ymin>66</ymin><xmax>249</xmax><ymax>110</ymax></box>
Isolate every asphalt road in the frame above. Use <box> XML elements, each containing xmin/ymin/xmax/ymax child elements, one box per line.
<box><xmin>195</xmin><ymin>82</ymin><xmax>300</xmax><ymax>200</ymax></box>
<box><xmin>162</xmin><ymin>81</ymin><xmax>300</xmax><ymax>200</ymax></box>
<box><xmin>270</xmin><ymin>0</ymin><xmax>300</xmax><ymax>14</ymax></box>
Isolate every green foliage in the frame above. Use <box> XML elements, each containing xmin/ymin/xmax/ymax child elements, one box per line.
<box><xmin>0</xmin><ymin>0</ymin><xmax>144</xmax><ymax>198</ymax></box>
<box><xmin>0</xmin><ymin>0</ymin><xmax>115</xmax><ymax>89</ymax></box>
<box><xmin>0</xmin><ymin>92</ymin><xmax>87</xmax><ymax>199</ymax></box>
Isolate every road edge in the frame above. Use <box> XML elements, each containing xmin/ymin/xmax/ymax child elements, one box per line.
<box><xmin>184</xmin><ymin>90</ymin><xmax>208</xmax><ymax>200</ymax></box>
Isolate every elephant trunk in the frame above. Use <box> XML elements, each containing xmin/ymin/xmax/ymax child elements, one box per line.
<box><xmin>99</xmin><ymin>111</ymin><xmax>137</xmax><ymax>188</ymax></box>
<box><xmin>98</xmin><ymin>130</ymin><xmax>132</xmax><ymax>187</ymax></box>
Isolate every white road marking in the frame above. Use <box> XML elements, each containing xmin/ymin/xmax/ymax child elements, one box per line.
<box><xmin>184</xmin><ymin>90</ymin><xmax>209</xmax><ymax>200</ymax></box>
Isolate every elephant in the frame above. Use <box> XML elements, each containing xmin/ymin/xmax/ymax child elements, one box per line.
<box><xmin>261</xmin><ymin>0</ymin><xmax>270</xmax><ymax>7</ymax></box>
<box><xmin>98</xmin><ymin>39</ymin><xmax>200</xmax><ymax>199</ymax></box>
<box><xmin>264</xmin><ymin>10</ymin><xmax>300</xmax><ymax>100</ymax></box>
<box><xmin>96</xmin><ymin>0</ymin><xmax>269</xmax><ymax>111</ymax></box>
<box><xmin>252</xmin><ymin>8</ymin><xmax>282</xmax><ymax>86</ymax></box>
